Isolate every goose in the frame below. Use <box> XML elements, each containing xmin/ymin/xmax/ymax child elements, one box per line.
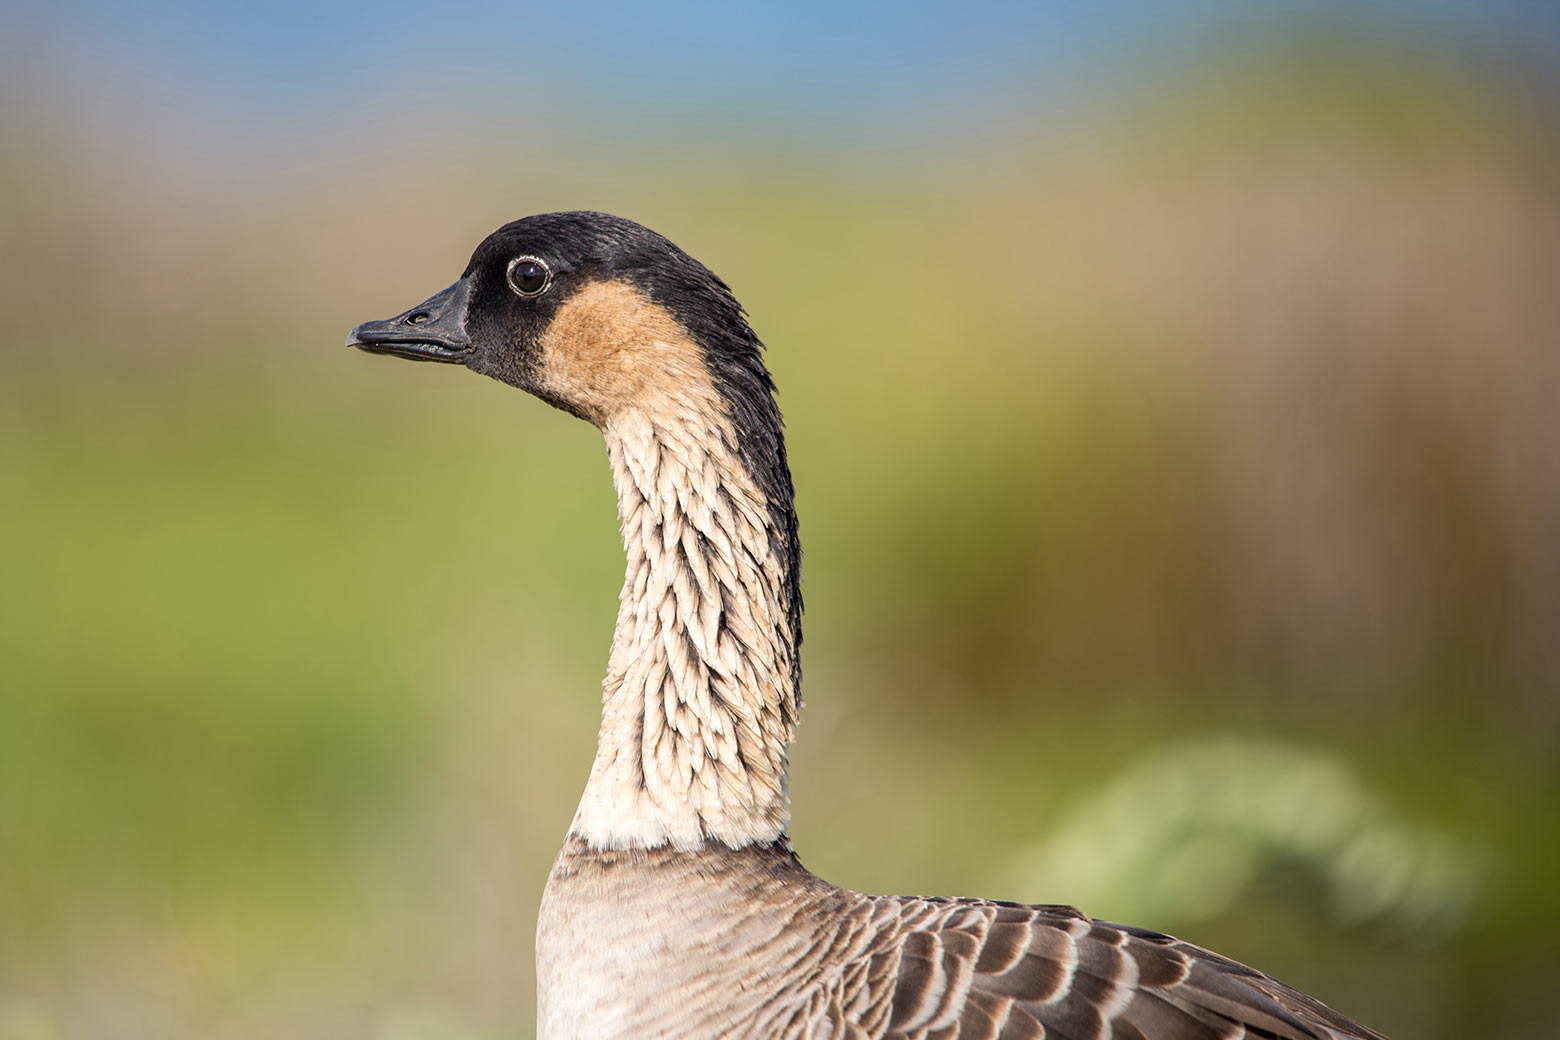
<box><xmin>347</xmin><ymin>211</ymin><xmax>1388</xmax><ymax>1040</ymax></box>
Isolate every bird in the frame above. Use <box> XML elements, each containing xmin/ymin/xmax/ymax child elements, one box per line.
<box><xmin>347</xmin><ymin>211</ymin><xmax>1389</xmax><ymax>1040</ymax></box>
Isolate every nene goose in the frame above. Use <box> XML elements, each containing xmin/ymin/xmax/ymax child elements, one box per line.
<box><xmin>348</xmin><ymin>211</ymin><xmax>1387</xmax><ymax>1040</ymax></box>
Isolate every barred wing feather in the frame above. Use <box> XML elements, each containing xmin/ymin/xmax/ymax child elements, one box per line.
<box><xmin>868</xmin><ymin>899</ymin><xmax>1386</xmax><ymax>1040</ymax></box>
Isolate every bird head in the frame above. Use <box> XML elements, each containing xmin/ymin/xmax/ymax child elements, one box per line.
<box><xmin>347</xmin><ymin>211</ymin><xmax>771</xmax><ymax>431</ymax></box>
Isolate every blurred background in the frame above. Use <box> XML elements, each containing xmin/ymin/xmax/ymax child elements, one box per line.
<box><xmin>2</xmin><ymin>1</ymin><xmax>1558</xmax><ymax>1037</ymax></box>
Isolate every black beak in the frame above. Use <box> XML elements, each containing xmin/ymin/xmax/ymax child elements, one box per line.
<box><xmin>347</xmin><ymin>279</ymin><xmax>473</xmax><ymax>363</ymax></box>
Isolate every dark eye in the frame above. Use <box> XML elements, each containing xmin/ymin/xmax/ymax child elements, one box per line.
<box><xmin>506</xmin><ymin>256</ymin><xmax>551</xmax><ymax>297</ymax></box>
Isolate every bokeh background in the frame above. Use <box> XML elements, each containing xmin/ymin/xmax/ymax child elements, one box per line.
<box><xmin>3</xmin><ymin>2</ymin><xmax>1558</xmax><ymax>1038</ymax></box>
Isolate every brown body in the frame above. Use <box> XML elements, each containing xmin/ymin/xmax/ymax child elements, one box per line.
<box><xmin>539</xmin><ymin>839</ymin><xmax>1384</xmax><ymax>1040</ymax></box>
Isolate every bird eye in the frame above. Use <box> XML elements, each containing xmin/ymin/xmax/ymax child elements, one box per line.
<box><xmin>506</xmin><ymin>256</ymin><xmax>551</xmax><ymax>297</ymax></box>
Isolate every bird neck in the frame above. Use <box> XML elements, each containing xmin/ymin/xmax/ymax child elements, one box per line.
<box><xmin>570</xmin><ymin>398</ymin><xmax>801</xmax><ymax>851</ymax></box>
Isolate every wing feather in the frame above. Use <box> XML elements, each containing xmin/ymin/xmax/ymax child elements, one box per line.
<box><xmin>872</xmin><ymin>899</ymin><xmax>1386</xmax><ymax>1040</ymax></box>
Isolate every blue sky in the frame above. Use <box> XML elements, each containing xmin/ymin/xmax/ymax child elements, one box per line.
<box><xmin>6</xmin><ymin>0</ymin><xmax>1557</xmax><ymax>152</ymax></box>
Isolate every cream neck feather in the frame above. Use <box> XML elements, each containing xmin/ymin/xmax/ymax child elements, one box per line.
<box><xmin>570</xmin><ymin>398</ymin><xmax>799</xmax><ymax>850</ymax></box>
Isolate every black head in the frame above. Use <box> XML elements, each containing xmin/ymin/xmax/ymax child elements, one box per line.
<box><xmin>350</xmin><ymin>212</ymin><xmax>748</xmax><ymax>420</ymax></box>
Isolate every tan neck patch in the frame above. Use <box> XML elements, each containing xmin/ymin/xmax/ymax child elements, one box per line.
<box><xmin>534</xmin><ymin>279</ymin><xmax>714</xmax><ymax>428</ymax></box>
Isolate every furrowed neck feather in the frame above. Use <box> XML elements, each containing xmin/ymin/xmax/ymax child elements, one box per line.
<box><xmin>570</xmin><ymin>380</ymin><xmax>801</xmax><ymax>851</ymax></box>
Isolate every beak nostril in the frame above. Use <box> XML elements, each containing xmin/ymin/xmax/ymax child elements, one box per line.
<box><xmin>405</xmin><ymin>311</ymin><xmax>431</xmax><ymax>326</ymax></box>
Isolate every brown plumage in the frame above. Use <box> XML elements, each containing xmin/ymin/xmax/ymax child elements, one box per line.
<box><xmin>349</xmin><ymin>211</ymin><xmax>1389</xmax><ymax>1040</ymax></box>
<box><xmin>539</xmin><ymin>839</ymin><xmax>1385</xmax><ymax>1040</ymax></box>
